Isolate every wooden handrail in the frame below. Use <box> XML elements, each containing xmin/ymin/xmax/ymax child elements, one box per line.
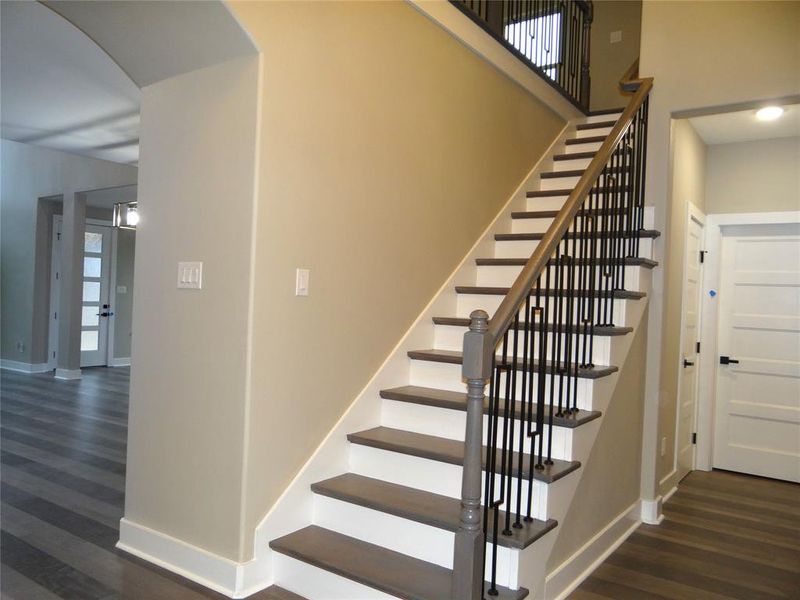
<box><xmin>485</xmin><ymin>66</ymin><xmax>653</xmax><ymax>344</ymax></box>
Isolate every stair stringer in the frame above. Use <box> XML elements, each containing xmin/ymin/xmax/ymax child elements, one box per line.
<box><xmin>514</xmin><ymin>293</ymin><xmax>651</xmax><ymax>599</ymax></box>
<box><xmin>238</xmin><ymin>123</ymin><xmax>571</xmax><ymax>594</ymax></box>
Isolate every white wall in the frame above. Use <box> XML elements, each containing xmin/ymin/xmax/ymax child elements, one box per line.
<box><xmin>706</xmin><ymin>137</ymin><xmax>800</xmax><ymax>214</ymax></box>
<box><xmin>0</xmin><ymin>139</ymin><xmax>137</xmax><ymax>366</ymax></box>
<box><xmin>123</xmin><ymin>55</ymin><xmax>260</xmax><ymax>561</ymax></box>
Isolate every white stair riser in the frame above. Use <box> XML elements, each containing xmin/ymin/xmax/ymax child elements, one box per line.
<box><xmin>552</xmin><ymin>156</ymin><xmax>592</xmax><ymax>172</ymax></box>
<box><xmin>516</xmin><ymin>202</ymin><xmax>655</xmax><ymax>227</ymax></box>
<box><xmin>273</xmin><ymin>554</ymin><xmax>400</xmax><ymax>600</ymax></box>
<box><xmin>574</xmin><ymin>126</ymin><xmax>612</xmax><ymax>139</ymax></box>
<box><xmin>456</xmin><ymin>293</ymin><xmax>633</xmax><ymax>328</ymax></box>
<box><xmin>477</xmin><ymin>262</ymin><xmax>646</xmax><ymax>292</ymax></box>
<box><xmin>408</xmin><ymin>360</ymin><xmax>598</xmax><ymax>411</ymax></box>
<box><xmin>583</xmin><ymin>113</ymin><xmax>621</xmax><ymax>125</ymax></box>
<box><xmin>493</xmin><ymin>237</ymin><xmax>654</xmax><ymax>260</ymax></box>
<box><xmin>539</xmin><ymin>175</ymin><xmax>581</xmax><ymax>191</ymax></box>
<box><xmin>313</xmin><ymin>495</ymin><xmax>520</xmax><ymax>586</ymax></box>
<box><xmin>381</xmin><ymin>399</ymin><xmax>576</xmax><ymax>461</ymax></box>
<box><xmin>563</xmin><ymin>139</ymin><xmax>602</xmax><ymax>153</ymax></box>
<box><xmin>434</xmin><ymin>324</ymin><xmax>612</xmax><ymax>366</ymax></box>
<box><xmin>349</xmin><ymin>444</ymin><xmax>550</xmax><ymax>521</ymax></box>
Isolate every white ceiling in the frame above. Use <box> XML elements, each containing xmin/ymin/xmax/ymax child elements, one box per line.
<box><xmin>1</xmin><ymin>1</ymin><xmax>141</xmax><ymax>164</ymax></box>
<box><xmin>84</xmin><ymin>184</ymin><xmax>138</xmax><ymax>210</ymax></box>
<box><xmin>689</xmin><ymin>104</ymin><xmax>800</xmax><ymax>145</ymax></box>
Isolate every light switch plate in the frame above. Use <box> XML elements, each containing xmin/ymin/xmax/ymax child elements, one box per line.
<box><xmin>116</xmin><ymin>285</ymin><xmax>127</xmax><ymax>294</ymax></box>
<box><xmin>295</xmin><ymin>268</ymin><xmax>310</xmax><ymax>296</ymax></box>
<box><xmin>610</xmin><ymin>30</ymin><xmax>623</xmax><ymax>44</ymax></box>
<box><xmin>178</xmin><ymin>262</ymin><xmax>203</xmax><ymax>289</ymax></box>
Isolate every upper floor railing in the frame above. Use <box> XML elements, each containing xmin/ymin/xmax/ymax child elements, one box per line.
<box><xmin>451</xmin><ymin>0</ymin><xmax>593</xmax><ymax>112</ymax></box>
<box><xmin>451</xmin><ymin>61</ymin><xmax>653</xmax><ymax>599</ymax></box>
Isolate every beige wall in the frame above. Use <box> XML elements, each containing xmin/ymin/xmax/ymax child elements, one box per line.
<box><xmin>658</xmin><ymin>118</ymin><xmax>706</xmax><ymax>482</ymax></box>
<box><xmin>590</xmin><ymin>0</ymin><xmax>642</xmax><ymax>111</ymax></box>
<box><xmin>124</xmin><ymin>55</ymin><xmax>259</xmax><ymax>560</ymax></box>
<box><xmin>638</xmin><ymin>0</ymin><xmax>800</xmax><ymax>498</ymax></box>
<box><xmin>548</xmin><ymin>315</ymin><xmax>648</xmax><ymax>569</ymax></box>
<box><xmin>0</xmin><ymin>139</ymin><xmax>137</xmax><ymax>365</ymax></box>
<box><xmin>229</xmin><ymin>0</ymin><xmax>564</xmax><ymax>559</ymax></box>
<box><xmin>706</xmin><ymin>137</ymin><xmax>800</xmax><ymax>215</ymax></box>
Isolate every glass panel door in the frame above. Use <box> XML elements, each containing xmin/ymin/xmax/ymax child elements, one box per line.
<box><xmin>80</xmin><ymin>224</ymin><xmax>112</xmax><ymax>367</ymax></box>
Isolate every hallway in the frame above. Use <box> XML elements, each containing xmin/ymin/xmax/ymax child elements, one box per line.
<box><xmin>0</xmin><ymin>368</ymin><xmax>298</xmax><ymax>600</ymax></box>
<box><xmin>570</xmin><ymin>470</ymin><xmax>800</xmax><ymax>599</ymax></box>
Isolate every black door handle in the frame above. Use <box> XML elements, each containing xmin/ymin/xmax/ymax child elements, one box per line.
<box><xmin>719</xmin><ymin>356</ymin><xmax>739</xmax><ymax>365</ymax></box>
<box><xmin>683</xmin><ymin>359</ymin><xmax>695</xmax><ymax>368</ymax></box>
<box><xmin>97</xmin><ymin>312</ymin><xmax>114</xmax><ymax>317</ymax></box>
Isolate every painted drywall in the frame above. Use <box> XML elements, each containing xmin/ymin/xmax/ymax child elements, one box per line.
<box><xmin>124</xmin><ymin>55</ymin><xmax>259</xmax><ymax>561</ymax></box>
<box><xmin>706</xmin><ymin>137</ymin><xmax>800</xmax><ymax>214</ymax></box>
<box><xmin>658</xmin><ymin>118</ymin><xmax>707</xmax><ymax>484</ymax></box>
<box><xmin>229</xmin><ymin>0</ymin><xmax>565</xmax><ymax>559</ymax></box>
<box><xmin>114</xmin><ymin>229</ymin><xmax>136</xmax><ymax>359</ymax></box>
<box><xmin>638</xmin><ymin>0</ymin><xmax>800</xmax><ymax>499</ymax></box>
<box><xmin>547</xmin><ymin>313</ymin><xmax>648</xmax><ymax>568</ymax></box>
<box><xmin>1</xmin><ymin>139</ymin><xmax>137</xmax><ymax>365</ymax></box>
<box><xmin>590</xmin><ymin>0</ymin><xmax>642</xmax><ymax>111</ymax></box>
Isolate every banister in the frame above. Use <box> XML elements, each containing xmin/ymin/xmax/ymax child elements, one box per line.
<box><xmin>485</xmin><ymin>70</ymin><xmax>653</xmax><ymax>345</ymax></box>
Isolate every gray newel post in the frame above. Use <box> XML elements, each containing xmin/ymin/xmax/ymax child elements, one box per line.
<box><xmin>452</xmin><ymin>309</ymin><xmax>493</xmax><ymax>600</ymax></box>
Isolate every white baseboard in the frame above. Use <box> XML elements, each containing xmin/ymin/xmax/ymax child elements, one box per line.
<box><xmin>1</xmin><ymin>360</ymin><xmax>52</xmax><ymax>374</ymax></box>
<box><xmin>545</xmin><ymin>501</ymin><xmax>641</xmax><ymax>600</ymax></box>
<box><xmin>117</xmin><ymin>518</ymin><xmax>263</xmax><ymax>599</ymax></box>
<box><xmin>109</xmin><ymin>357</ymin><xmax>131</xmax><ymax>367</ymax></box>
<box><xmin>640</xmin><ymin>495</ymin><xmax>664</xmax><ymax>524</ymax></box>
<box><xmin>54</xmin><ymin>368</ymin><xmax>82</xmax><ymax>380</ymax></box>
<box><xmin>662</xmin><ymin>485</ymin><xmax>678</xmax><ymax>504</ymax></box>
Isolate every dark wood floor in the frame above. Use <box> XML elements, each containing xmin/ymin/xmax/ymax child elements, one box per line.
<box><xmin>0</xmin><ymin>367</ymin><xmax>297</xmax><ymax>600</ymax></box>
<box><xmin>3</xmin><ymin>368</ymin><xmax>799</xmax><ymax>600</ymax></box>
<box><xmin>570</xmin><ymin>470</ymin><xmax>800</xmax><ymax>600</ymax></box>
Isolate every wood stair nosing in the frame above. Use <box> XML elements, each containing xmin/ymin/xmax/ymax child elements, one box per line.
<box><xmin>475</xmin><ymin>256</ymin><xmax>658</xmax><ymax>269</ymax></box>
<box><xmin>540</xmin><ymin>166</ymin><xmax>628</xmax><ymax>179</ymax></box>
<box><xmin>565</xmin><ymin>135</ymin><xmax>607</xmax><ymax>145</ymax></box>
<box><xmin>526</xmin><ymin>187</ymin><xmax>631</xmax><ymax>197</ymax></box>
<box><xmin>347</xmin><ymin>426</ymin><xmax>581</xmax><ymax>484</ymax></box>
<box><xmin>270</xmin><ymin>525</ymin><xmax>529</xmax><ymax>600</ymax></box>
<box><xmin>311</xmin><ymin>473</ymin><xmax>558</xmax><ymax>550</ymax></box>
<box><xmin>455</xmin><ymin>285</ymin><xmax>646</xmax><ymax>300</ymax></box>
<box><xmin>576</xmin><ymin>120</ymin><xmax>617</xmax><ymax>130</ymax></box>
<box><xmin>380</xmin><ymin>385</ymin><xmax>602</xmax><ymax>429</ymax></box>
<box><xmin>494</xmin><ymin>229</ymin><xmax>660</xmax><ymax>240</ymax></box>
<box><xmin>407</xmin><ymin>348</ymin><xmax>618</xmax><ymax>380</ymax></box>
<box><xmin>511</xmin><ymin>207</ymin><xmax>645</xmax><ymax>219</ymax></box>
<box><xmin>553</xmin><ymin>150</ymin><xmax>597</xmax><ymax>161</ymax></box>
<box><xmin>432</xmin><ymin>316</ymin><xmax>632</xmax><ymax>337</ymax></box>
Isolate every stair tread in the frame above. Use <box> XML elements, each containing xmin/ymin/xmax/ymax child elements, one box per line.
<box><xmin>348</xmin><ymin>426</ymin><xmax>581</xmax><ymax>484</ymax></box>
<box><xmin>262</xmin><ymin>586</ymin><xmax>308</xmax><ymax>600</ymax></box>
<box><xmin>407</xmin><ymin>348</ymin><xmax>618</xmax><ymax>379</ymax></box>
<box><xmin>511</xmin><ymin>207</ymin><xmax>642</xmax><ymax>219</ymax></box>
<box><xmin>566</xmin><ymin>135</ymin><xmax>606</xmax><ymax>145</ymax></box>
<box><xmin>271</xmin><ymin>526</ymin><xmax>527</xmax><ymax>600</ymax></box>
<box><xmin>540</xmin><ymin>166</ymin><xmax>627</xmax><ymax>179</ymax></box>
<box><xmin>553</xmin><ymin>150</ymin><xmax>597</xmax><ymax>161</ymax></box>
<box><xmin>527</xmin><ymin>187</ymin><xmax>630</xmax><ymax>197</ymax></box>
<box><xmin>495</xmin><ymin>229</ymin><xmax>660</xmax><ymax>239</ymax></box>
<box><xmin>455</xmin><ymin>285</ymin><xmax>645</xmax><ymax>300</ymax></box>
<box><xmin>576</xmin><ymin>120</ymin><xmax>617</xmax><ymax>130</ymax></box>
<box><xmin>312</xmin><ymin>473</ymin><xmax>557</xmax><ymax>550</ymax></box>
<box><xmin>432</xmin><ymin>316</ymin><xmax>632</xmax><ymax>336</ymax></box>
<box><xmin>380</xmin><ymin>385</ymin><xmax>602</xmax><ymax>428</ymax></box>
<box><xmin>476</xmin><ymin>256</ymin><xmax>658</xmax><ymax>269</ymax></box>
<box><xmin>588</xmin><ymin>107</ymin><xmax>624</xmax><ymax>116</ymax></box>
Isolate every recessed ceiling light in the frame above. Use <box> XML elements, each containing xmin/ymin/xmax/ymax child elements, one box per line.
<box><xmin>756</xmin><ymin>106</ymin><xmax>784</xmax><ymax>121</ymax></box>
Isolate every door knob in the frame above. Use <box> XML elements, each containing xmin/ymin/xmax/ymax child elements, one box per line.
<box><xmin>683</xmin><ymin>359</ymin><xmax>695</xmax><ymax>368</ymax></box>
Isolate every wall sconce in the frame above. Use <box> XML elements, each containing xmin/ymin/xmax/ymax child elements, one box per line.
<box><xmin>113</xmin><ymin>201</ymin><xmax>139</xmax><ymax>230</ymax></box>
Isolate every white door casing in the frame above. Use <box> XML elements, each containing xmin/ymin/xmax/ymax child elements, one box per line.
<box><xmin>676</xmin><ymin>204</ymin><xmax>705</xmax><ymax>482</ymax></box>
<box><xmin>713</xmin><ymin>223</ymin><xmax>800</xmax><ymax>483</ymax></box>
<box><xmin>80</xmin><ymin>224</ymin><xmax>113</xmax><ymax>367</ymax></box>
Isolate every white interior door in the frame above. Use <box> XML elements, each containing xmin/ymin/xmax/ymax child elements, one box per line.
<box><xmin>677</xmin><ymin>210</ymin><xmax>704</xmax><ymax>481</ymax></box>
<box><xmin>80</xmin><ymin>225</ymin><xmax>112</xmax><ymax>367</ymax></box>
<box><xmin>713</xmin><ymin>224</ymin><xmax>800</xmax><ymax>482</ymax></box>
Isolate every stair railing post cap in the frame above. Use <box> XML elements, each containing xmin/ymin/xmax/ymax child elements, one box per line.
<box><xmin>468</xmin><ymin>310</ymin><xmax>489</xmax><ymax>332</ymax></box>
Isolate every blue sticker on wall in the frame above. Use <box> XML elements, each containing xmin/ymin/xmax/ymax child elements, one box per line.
<box><xmin>709</xmin><ymin>290</ymin><xmax>717</xmax><ymax>297</ymax></box>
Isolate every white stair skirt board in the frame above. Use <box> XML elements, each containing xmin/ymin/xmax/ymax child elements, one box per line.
<box><xmin>0</xmin><ymin>360</ymin><xmax>52</xmax><ymax>373</ymax></box>
<box><xmin>109</xmin><ymin>357</ymin><xmax>132</xmax><ymax>367</ymax></box>
<box><xmin>239</xmin><ymin>125</ymin><xmax>572</xmax><ymax>591</ymax></box>
<box><xmin>543</xmin><ymin>501</ymin><xmax>641</xmax><ymax>600</ymax></box>
<box><xmin>117</xmin><ymin>518</ymin><xmax>255</xmax><ymax>599</ymax></box>
<box><xmin>54</xmin><ymin>368</ymin><xmax>82</xmax><ymax>380</ymax></box>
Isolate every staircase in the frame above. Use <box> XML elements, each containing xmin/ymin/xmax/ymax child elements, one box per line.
<box><xmin>263</xmin><ymin>94</ymin><xmax>656</xmax><ymax>599</ymax></box>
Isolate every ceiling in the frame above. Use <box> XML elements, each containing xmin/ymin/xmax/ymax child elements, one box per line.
<box><xmin>1</xmin><ymin>1</ymin><xmax>141</xmax><ymax>164</ymax></box>
<box><xmin>689</xmin><ymin>104</ymin><xmax>800</xmax><ymax>145</ymax></box>
<box><xmin>84</xmin><ymin>184</ymin><xmax>138</xmax><ymax>210</ymax></box>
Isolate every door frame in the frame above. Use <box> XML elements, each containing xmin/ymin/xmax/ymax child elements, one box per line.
<box><xmin>695</xmin><ymin>210</ymin><xmax>800</xmax><ymax>471</ymax></box>
<box><xmin>48</xmin><ymin>215</ymin><xmax>119</xmax><ymax>369</ymax></box>
<box><xmin>673</xmin><ymin>202</ymin><xmax>706</xmax><ymax>480</ymax></box>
